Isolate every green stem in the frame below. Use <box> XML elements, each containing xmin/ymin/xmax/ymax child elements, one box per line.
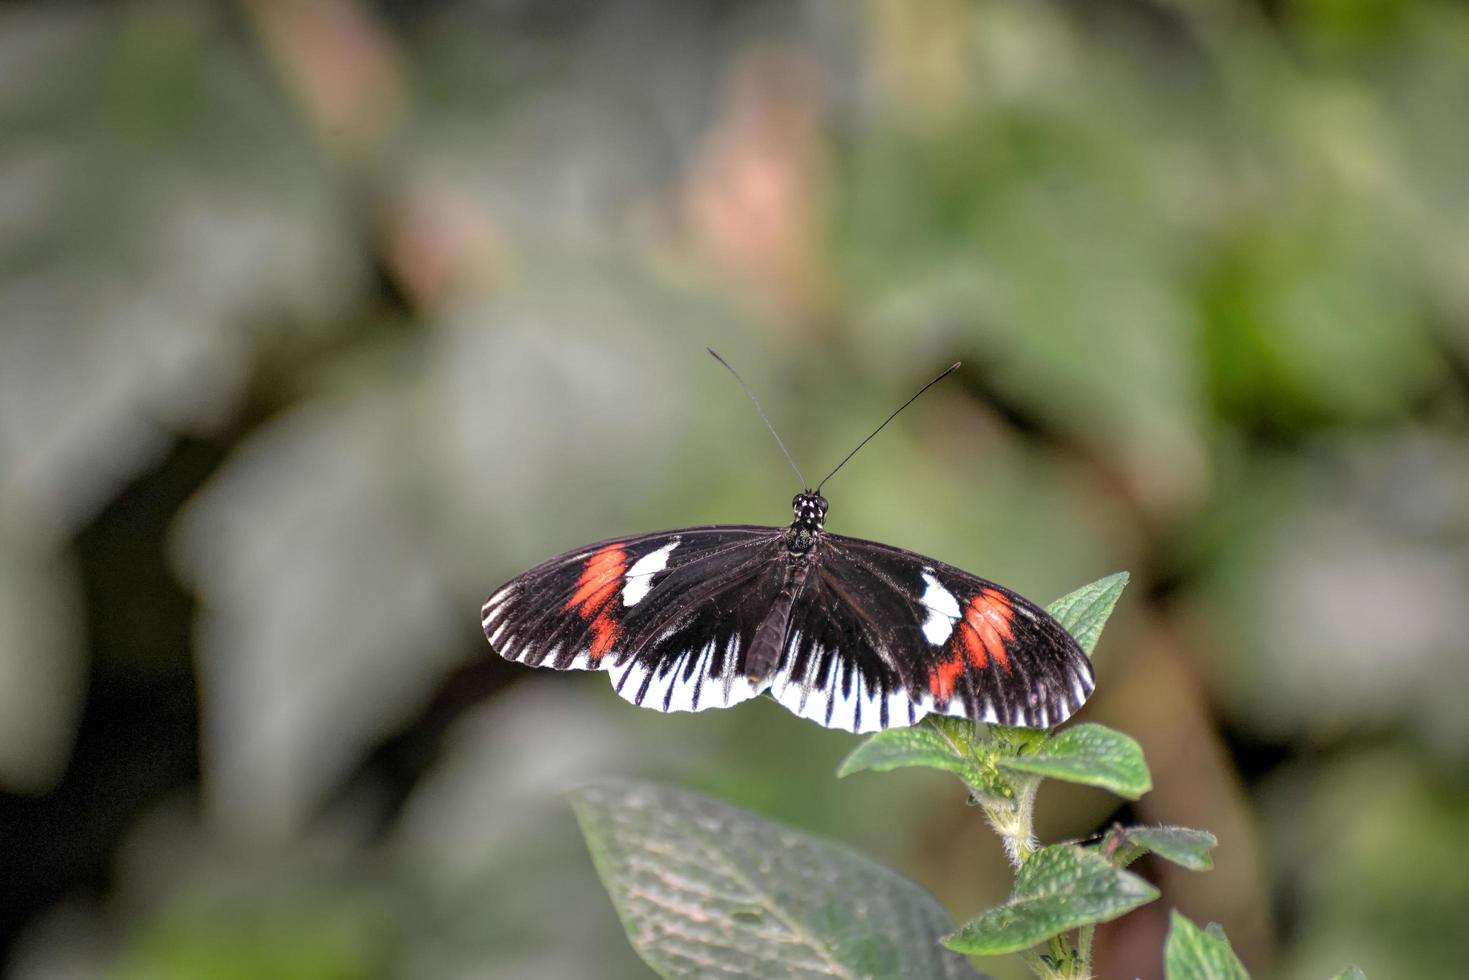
<box><xmin>982</xmin><ymin>774</ymin><xmax>1040</xmax><ymax>871</ymax></box>
<box><xmin>1077</xmin><ymin>924</ymin><xmax>1095</xmax><ymax>975</ymax></box>
<box><xmin>963</xmin><ymin>724</ymin><xmax>1068</xmax><ymax>978</ymax></box>
<box><xmin>1042</xmin><ymin>926</ymin><xmax>1100</xmax><ymax>980</ymax></box>
<box><xmin>1021</xmin><ymin>949</ymin><xmax>1067</xmax><ymax>980</ymax></box>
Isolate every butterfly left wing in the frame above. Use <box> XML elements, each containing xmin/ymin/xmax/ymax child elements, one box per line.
<box><xmin>481</xmin><ymin>525</ymin><xmax>787</xmax><ymax>714</ymax></box>
<box><xmin>769</xmin><ymin>533</ymin><xmax>1096</xmax><ymax>732</ymax></box>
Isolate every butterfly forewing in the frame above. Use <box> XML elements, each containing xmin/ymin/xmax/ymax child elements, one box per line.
<box><xmin>481</xmin><ymin>526</ymin><xmax>786</xmax><ymax>711</ymax></box>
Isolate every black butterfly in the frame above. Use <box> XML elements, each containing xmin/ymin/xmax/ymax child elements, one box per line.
<box><xmin>481</xmin><ymin>357</ymin><xmax>1094</xmax><ymax>734</ymax></box>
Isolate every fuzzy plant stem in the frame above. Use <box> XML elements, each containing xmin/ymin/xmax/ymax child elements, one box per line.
<box><xmin>981</xmin><ymin>773</ymin><xmax>1040</xmax><ymax>871</ymax></box>
<box><xmin>973</xmin><ymin>741</ymin><xmax>1095</xmax><ymax>980</ymax></box>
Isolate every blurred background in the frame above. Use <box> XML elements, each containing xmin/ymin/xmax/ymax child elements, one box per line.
<box><xmin>3</xmin><ymin>1</ymin><xmax>1468</xmax><ymax>977</ymax></box>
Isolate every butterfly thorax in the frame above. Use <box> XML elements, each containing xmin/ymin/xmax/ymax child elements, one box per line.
<box><xmin>786</xmin><ymin>490</ymin><xmax>828</xmax><ymax>554</ymax></box>
<box><xmin>748</xmin><ymin>500</ymin><xmax>823</xmax><ymax>681</ymax></box>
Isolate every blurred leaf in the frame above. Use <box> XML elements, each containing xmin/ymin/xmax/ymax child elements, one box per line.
<box><xmin>174</xmin><ymin>396</ymin><xmax>460</xmax><ymax>838</ymax></box>
<box><xmin>1105</xmin><ymin>825</ymin><xmax>1217</xmax><ymax>871</ymax></box>
<box><xmin>571</xmin><ymin>779</ymin><xmax>987</xmax><ymax>980</ymax></box>
<box><xmin>944</xmin><ymin>844</ymin><xmax>1158</xmax><ymax>955</ymax></box>
<box><xmin>1331</xmin><ymin>968</ymin><xmax>1368</xmax><ymax>980</ymax></box>
<box><xmin>1199</xmin><ymin>434</ymin><xmax>1469</xmax><ymax>754</ymax></box>
<box><xmin>1261</xmin><ymin>750</ymin><xmax>1469</xmax><ymax>978</ymax></box>
<box><xmin>116</xmin><ymin>893</ymin><xmax>386</xmax><ymax>980</ymax></box>
<box><xmin>1164</xmin><ymin>911</ymin><xmax>1251</xmax><ymax>980</ymax></box>
<box><xmin>1200</xmin><ymin>224</ymin><xmax>1441</xmax><ymax>431</ymax></box>
<box><xmin>0</xmin><ymin>4</ymin><xmax>359</xmax><ymax>535</ymax></box>
<box><xmin>0</xmin><ymin>518</ymin><xmax>83</xmax><ymax>793</ymax></box>
<box><xmin>997</xmin><ymin>724</ymin><xmax>1151</xmax><ymax>800</ymax></box>
<box><xmin>1045</xmin><ymin>572</ymin><xmax>1128</xmax><ymax>657</ymax></box>
<box><xmin>394</xmin><ymin>682</ymin><xmax>669</xmax><ymax>980</ymax></box>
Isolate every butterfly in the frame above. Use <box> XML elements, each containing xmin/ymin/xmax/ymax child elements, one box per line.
<box><xmin>481</xmin><ymin>355</ymin><xmax>1095</xmax><ymax>734</ymax></box>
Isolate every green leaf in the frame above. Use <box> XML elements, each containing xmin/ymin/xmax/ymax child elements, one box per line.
<box><xmin>943</xmin><ymin>844</ymin><xmax>1158</xmax><ymax>955</ymax></box>
<box><xmin>837</xmin><ymin>720</ymin><xmax>987</xmax><ymax>786</ymax></box>
<box><xmin>1164</xmin><ymin>911</ymin><xmax>1251</xmax><ymax>980</ymax></box>
<box><xmin>1331</xmin><ymin>968</ymin><xmax>1368</xmax><ymax>980</ymax></box>
<box><xmin>571</xmin><ymin>779</ymin><xmax>989</xmax><ymax>980</ymax></box>
<box><xmin>1105</xmin><ymin>825</ymin><xmax>1217</xmax><ymax>871</ymax></box>
<box><xmin>1045</xmin><ymin>571</ymin><xmax>1129</xmax><ymax>656</ymax></box>
<box><xmin>997</xmin><ymin>723</ymin><xmax>1152</xmax><ymax>799</ymax></box>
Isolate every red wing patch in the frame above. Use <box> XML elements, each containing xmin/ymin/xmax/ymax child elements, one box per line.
<box><xmin>567</xmin><ymin>543</ymin><xmax>627</xmax><ymax>615</ymax></box>
<box><xmin>587</xmin><ymin>609</ymin><xmax>620</xmax><ymax>659</ymax></box>
<box><xmin>566</xmin><ymin>543</ymin><xmax>627</xmax><ymax>661</ymax></box>
<box><xmin>961</xmin><ymin>588</ymin><xmax>1013</xmax><ymax>671</ymax></box>
<box><xmin>929</xmin><ymin>587</ymin><xmax>1016</xmax><ymax>700</ymax></box>
<box><xmin>930</xmin><ymin>654</ymin><xmax>965</xmax><ymax>701</ymax></box>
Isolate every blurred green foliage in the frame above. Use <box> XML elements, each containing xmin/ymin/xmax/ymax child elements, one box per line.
<box><xmin>3</xmin><ymin>1</ymin><xmax>1469</xmax><ymax>978</ymax></box>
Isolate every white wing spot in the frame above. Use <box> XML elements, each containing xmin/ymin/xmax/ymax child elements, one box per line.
<box><xmin>622</xmin><ymin>540</ymin><xmax>680</xmax><ymax>607</ymax></box>
<box><xmin>920</xmin><ymin>571</ymin><xmax>961</xmax><ymax>646</ymax></box>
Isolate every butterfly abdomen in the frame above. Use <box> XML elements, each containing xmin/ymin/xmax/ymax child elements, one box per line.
<box><xmin>742</xmin><ymin>557</ymin><xmax>812</xmax><ymax>681</ymax></box>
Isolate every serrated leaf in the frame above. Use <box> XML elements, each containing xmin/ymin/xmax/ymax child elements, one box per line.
<box><xmin>571</xmin><ymin>780</ymin><xmax>989</xmax><ymax>980</ymax></box>
<box><xmin>1045</xmin><ymin>572</ymin><xmax>1129</xmax><ymax>656</ymax></box>
<box><xmin>943</xmin><ymin>845</ymin><xmax>1158</xmax><ymax>955</ymax></box>
<box><xmin>837</xmin><ymin>721</ymin><xmax>986</xmax><ymax>786</ymax></box>
<box><xmin>1106</xmin><ymin>825</ymin><xmax>1217</xmax><ymax>871</ymax></box>
<box><xmin>997</xmin><ymin>723</ymin><xmax>1152</xmax><ymax>799</ymax></box>
<box><xmin>1331</xmin><ymin>968</ymin><xmax>1368</xmax><ymax>980</ymax></box>
<box><xmin>1165</xmin><ymin>911</ymin><xmax>1251</xmax><ymax>980</ymax></box>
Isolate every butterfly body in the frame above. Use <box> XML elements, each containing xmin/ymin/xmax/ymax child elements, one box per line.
<box><xmin>482</xmin><ymin>489</ymin><xmax>1094</xmax><ymax>733</ymax></box>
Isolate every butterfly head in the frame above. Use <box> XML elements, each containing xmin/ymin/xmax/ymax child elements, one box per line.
<box><xmin>788</xmin><ymin>490</ymin><xmax>828</xmax><ymax>551</ymax></box>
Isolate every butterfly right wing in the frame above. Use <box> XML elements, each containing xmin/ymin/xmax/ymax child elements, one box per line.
<box><xmin>758</xmin><ymin>532</ymin><xmax>1095</xmax><ymax>734</ymax></box>
<box><xmin>820</xmin><ymin>534</ymin><xmax>1095</xmax><ymax>728</ymax></box>
<box><xmin>481</xmin><ymin>525</ymin><xmax>787</xmax><ymax>713</ymax></box>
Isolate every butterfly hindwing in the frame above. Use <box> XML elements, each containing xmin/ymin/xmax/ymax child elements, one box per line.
<box><xmin>769</xmin><ymin>568</ymin><xmax>924</xmax><ymax>733</ymax></box>
<box><xmin>481</xmin><ymin>525</ymin><xmax>786</xmax><ymax>712</ymax></box>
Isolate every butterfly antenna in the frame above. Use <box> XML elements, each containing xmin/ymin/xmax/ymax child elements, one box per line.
<box><xmin>816</xmin><ymin>362</ymin><xmax>961</xmax><ymax>493</ymax></box>
<box><xmin>707</xmin><ymin>348</ymin><xmax>808</xmax><ymax>487</ymax></box>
